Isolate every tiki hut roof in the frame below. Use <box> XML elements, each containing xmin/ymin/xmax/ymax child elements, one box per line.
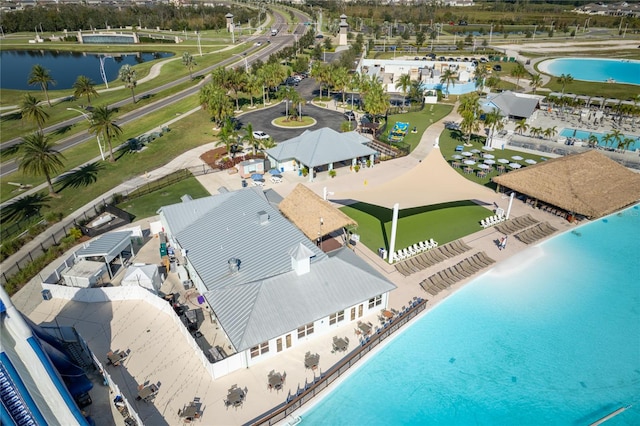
<box><xmin>492</xmin><ymin>150</ymin><xmax>640</xmax><ymax>218</ymax></box>
<box><xmin>279</xmin><ymin>184</ymin><xmax>357</xmax><ymax>240</ymax></box>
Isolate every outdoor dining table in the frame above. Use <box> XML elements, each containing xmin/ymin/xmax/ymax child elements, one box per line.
<box><xmin>463</xmin><ymin>167</ymin><xmax>474</xmax><ymax>174</ymax></box>
<box><xmin>268</xmin><ymin>372</ymin><xmax>284</xmax><ymax>390</ymax></box>
<box><xmin>358</xmin><ymin>322</ymin><xmax>372</xmax><ymax>335</ymax></box>
<box><xmin>460</xmin><ymin>151</ymin><xmax>473</xmax><ymax>157</ymax></box>
<box><xmin>304</xmin><ymin>352</ymin><xmax>320</xmax><ymax>370</ymax></box>
<box><xmin>382</xmin><ymin>309</ymin><xmax>394</xmax><ymax>320</ymax></box>
<box><xmin>463</xmin><ymin>160</ymin><xmax>476</xmax><ymax>165</ymax></box>
<box><xmin>180</xmin><ymin>403</ymin><xmax>198</xmax><ymax>420</ymax></box>
<box><xmin>137</xmin><ymin>384</ymin><xmax>158</xmax><ymax>402</ymax></box>
<box><xmin>478</xmin><ymin>164</ymin><xmax>490</xmax><ymax>170</ymax></box>
<box><xmin>333</xmin><ymin>337</ymin><xmax>349</xmax><ymax>352</ymax></box>
<box><xmin>484</xmin><ymin>159</ymin><xmax>496</xmax><ymax>165</ymax></box>
<box><xmin>509</xmin><ymin>163</ymin><xmax>522</xmax><ymax>169</ymax></box>
<box><xmin>227</xmin><ymin>387</ymin><xmax>245</xmax><ymax>407</ymax></box>
<box><xmin>497</xmin><ymin>158</ymin><xmax>510</xmax><ymax>164</ymax></box>
<box><xmin>107</xmin><ymin>350</ymin><xmax>127</xmax><ymax>366</ymax></box>
<box><xmin>483</xmin><ymin>153</ymin><xmax>495</xmax><ymax>159</ymax></box>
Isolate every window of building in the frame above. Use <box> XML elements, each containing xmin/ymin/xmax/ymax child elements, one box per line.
<box><xmin>250</xmin><ymin>341</ymin><xmax>270</xmax><ymax>358</ymax></box>
<box><xmin>297</xmin><ymin>322</ymin><xmax>315</xmax><ymax>339</ymax></box>
<box><xmin>368</xmin><ymin>295</ymin><xmax>382</xmax><ymax>309</ymax></box>
<box><xmin>329</xmin><ymin>310</ymin><xmax>345</xmax><ymax>325</ymax></box>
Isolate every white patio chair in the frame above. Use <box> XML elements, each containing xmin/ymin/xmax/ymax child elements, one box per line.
<box><xmin>403</xmin><ymin>248</ymin><xmax>412</xmax><ymax>258</ymax></box>
<box><xmin>396</xmin><ymin>250</ymin><xmax>405</xmax><ymax>261</ymax></box>
<box><xmin>429</xmin><ymin>238</ymin><xmax>438</xmax><ymax>248</ymax></box>
<box><xmin>413</xmin><ymin>243</ymin><xmax>423</xmax><ymax>253</ymax></box>
<box><xmin>480</xmin><ymin>219</ymin><xmax>487</xmax><ymax>228</ymax></box>
<box><xmin>408</xmin><ymin>246</ymin><xmax>417</xmax><ymax>256</ymax></box>
<box><xmin>419</xmin><ymin>241</ymin><xmax>428</xmax><ymax>251</ymax></box>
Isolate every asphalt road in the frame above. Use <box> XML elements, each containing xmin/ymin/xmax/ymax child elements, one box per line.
<box><xmin>0</xmin><ymin>9</ymin><xmax>305</xmax><ymax>177</ymax></box>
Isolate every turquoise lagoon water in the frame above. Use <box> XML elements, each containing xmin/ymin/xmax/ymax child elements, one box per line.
<box><xmin>539</xmin><ymin>58</ymin><xmax>640</xmax><ymax>85</ymax></box>
<box><xmin>559</xmin><ymin>128</ymin><xmax>639</xmax><ymax>151</ymax></box>
<box><xmin>302</xmin><ymin>206</ymin><xmax>640</xmax><ymax>425</ymax></box>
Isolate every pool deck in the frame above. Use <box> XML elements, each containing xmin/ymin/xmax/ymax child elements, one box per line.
<box><xmin>17</xmin><ymin>100</ymin><xmax>585</xmax><ymax>426</ymax></box>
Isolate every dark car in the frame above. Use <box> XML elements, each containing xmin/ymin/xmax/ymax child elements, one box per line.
<box><xmin>343</xmin><ymin>111</ymin><xmax>356</xmax><ymax>121</ymax></box>
<box><xmin>493</xmin><ymin>64</ymin><xmax>502</xmax><ymax>72</ymax></box>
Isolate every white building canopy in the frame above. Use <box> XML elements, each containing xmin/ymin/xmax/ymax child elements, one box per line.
<box><xmin>74</xmin><ymin>231</ymin><xmax>134</xmax><ymax>278</ymax></box>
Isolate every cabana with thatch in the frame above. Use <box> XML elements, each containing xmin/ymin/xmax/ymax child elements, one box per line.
<box><xmin>492</xmin><ymin>150</ymin><xmax>640</xmax><ymax>219</ymax></box>
<box><xmin>279</xmin><ymin>184</ymin><xmax>357</xmax><ymax>246</ymax></box>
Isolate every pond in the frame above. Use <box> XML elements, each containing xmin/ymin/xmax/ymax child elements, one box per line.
<box><xmin>1</xmin><ymin>50</ymin><xmax>174</xmax><ymax>91</ymax></box>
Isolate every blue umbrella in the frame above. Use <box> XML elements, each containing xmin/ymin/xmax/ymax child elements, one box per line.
<box><xmin>251</xmin><ymin>174</ymin><xmax>263</xmax><ymax>180</ymax></box>
<box><xmin>268</xmin><ymin>169</ymin><xmax>281</xmax><ymax>175</ymax></box>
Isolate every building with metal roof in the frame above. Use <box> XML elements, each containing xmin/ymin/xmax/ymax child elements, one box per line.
<box><xmin>74</xmin><ymin>231</ymin><xmax>134</xmax><ymax>278</ymax></box>
<box><xmin>158</xmin><ymin>187</ymin><xmax>396</xmax><ymax>365</ymax></box>
<box><xmin>265</xmin><ymin>128</ymin><xmax>377</xmax><ymax>181</ymax></box>
<box><xmin>481</xmin><ymin>91</ymin><xmax>543</xmax><ymax>121</ymax></box>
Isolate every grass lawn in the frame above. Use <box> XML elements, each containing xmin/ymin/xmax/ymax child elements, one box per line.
<box><xmin>438</xmin><ymin>128</ymin><xmax>552</xmax><ymax>190</ymax></box>
<box><xmin>116</xmin><ymin>176</ymin><xmax>210</xmax><ymax>220</ymax></box>
<box><xmin>341</xmin><ymin>201</ymin><xmax>491</xmax><ymax>253</ymax></box>
<box><xmin>384</xmin><ymin>104</ymin><xmax>453</xmax><ymax>152</ymax></box>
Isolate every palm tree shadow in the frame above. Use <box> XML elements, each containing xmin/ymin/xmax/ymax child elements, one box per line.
<box><xmin>52</xmin><ymin>125</ymin><xmax>73</xmax><ymax>136</ymax></box>
<box><xmin>0</xmin><ymin>143</ymin><xmax>22</xmax><ymax>157</ymax></box>
<box><xmin>1</xmin><ymin>112</ymin><xmax>22</xmax><ymax>122</ymax></box>
<box><xmin>56</xmin><ymin>162</ymin><xmax>105</xmax><ymax>191</ymax></box>
<box><xmin>1</xmin><ymin>193</ymin><xmax>51</xmax><ymax>224</ymax></box>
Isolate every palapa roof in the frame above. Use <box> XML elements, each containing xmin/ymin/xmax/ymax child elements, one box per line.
<box><xmin>492</xmin><ymin>150</ymin><xmax>640</xmax><ymax>218</ymax></box>
<box><xmin>279</xmin><ymin>184</ymin><xmax>357</xmax><ymax>240</ymax></box>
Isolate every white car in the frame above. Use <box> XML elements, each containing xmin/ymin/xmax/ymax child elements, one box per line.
<box><xmin>252</xmin><ymin>131</ymin><xmax>270</xmax><ymax>140</ymax></box>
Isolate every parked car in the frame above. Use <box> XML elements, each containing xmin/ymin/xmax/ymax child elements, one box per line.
<box><xmin>493</xmin><ymin>64</ymin><xmax>502</xmax><ymax>71</ymax></box>
<box><xmin>343</xmin><ymin>111</ymin><xmax>356</xmax><ymax>121</ymax></box>
<box><xmin>252</xmin><ymin>131</ymin><xmax>270</xmax><ymax>140</ymax></box>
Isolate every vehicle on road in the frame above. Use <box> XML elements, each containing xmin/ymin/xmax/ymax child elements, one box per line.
<box><xmin>271</xmin><ymin>28</ymin><xmax>278</xmax><ymax>36</ymax></box>
<box><xmin>253</xmin><ymin>131</ymin><xmax>270</xmax><ymax>140</ymax></box>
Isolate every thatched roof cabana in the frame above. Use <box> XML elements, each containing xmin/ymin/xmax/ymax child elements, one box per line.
<box><xmin>492</xmin><ymin>150</ymin><xmax>640</xmax><ymax>218</ymax></box>
<box><xmin>279</xmin><ymin>184</ymin><xmax>357</xmax><ymax>240</ymax></box>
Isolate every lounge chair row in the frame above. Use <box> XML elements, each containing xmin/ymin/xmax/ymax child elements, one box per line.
<box><xmin>394</xmin><ymin>239</ymin><xmax>471</xmax><ymax>277</ymax></box>
<box><xmin>514</xmin><ymin>222</ymin><xmax>557</xmax><ymax>244</ymax></box>
<box><xmin>419</xmin><ymin>252</ymin><xmax>496</xmax><ymax>296</ymax></box>
<box><xmin>480</xmin><ymin>215</ymin><xmax>505</xmax><ymax>228</ymax></box>
<box><xmin>495</xmin><ymin>214</ymin><xmax>540</xmax><ymax>235</ymax></box>
<box><xmin>391</xmin><ymin>239</ymin><xmax>438</xmax><ymax>262</ymax></box>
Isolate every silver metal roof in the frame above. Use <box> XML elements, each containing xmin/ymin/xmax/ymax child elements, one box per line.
<box><xmin>158</xmin><ymin>192</ymin><xmax>235</xmax><ymax>236</ymax></box>
<box><xmin>484</xmin><ymin>91</ymin><xmax>539</xmax><ymax>119</ymax></box>
<box><xmin>75</xmin><ymin>231</ymin><xmax>132</xmax><ymax>259</ymax></box>
<box><xmin>175</xmin><ymin>187</ymin><xmax>327</xmax><ymax>291</ymax></box>
<box><xmin>208</xmin><ymin>247</ymin><xmax>397</xmax><ymax>351</ymax></box>
<box><xmin>265</xmin><ymin>128</ymin><xmax>376</xmax><ymax>168</ymax></box>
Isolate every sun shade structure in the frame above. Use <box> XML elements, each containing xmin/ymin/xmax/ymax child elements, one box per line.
<box><xmin>492</xmin><ymin>150</ymin><xmax>640</xmax><ymax>218</ymax></box>
<box><xmin>481</xmin><ymin>90</ymin><xmax>542</xmax><ymax>120</ymax></box>
<box><xmin>74</xmin><ymin>231</ymin><xmax>134</xmax><ymax>278</ymax></box>
<box><xmin>279</xmin><ymin>184</ymin><xmax>357</xmax><ymax>240</ymax></box>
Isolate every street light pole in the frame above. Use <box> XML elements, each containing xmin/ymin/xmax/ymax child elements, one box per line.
<box><xmin>234</xmin><ymin>53</ymin><xmax>248</xmax><ymax>72</ymax></box>
<box><xmin>197</xmin><ymin>31</ymin><xmax>202</xmax><ymax>56</ymax></box>
<box><xmin>67</xmin><ymin>108</ymin><xmax>105</xmax><ymax>161</ymax></box>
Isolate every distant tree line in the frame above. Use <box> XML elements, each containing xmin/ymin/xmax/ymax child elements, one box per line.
<box><xmin>0</xmin><ymin>4</ymin><xmax>257</xmax><ymax>34</ymax></box>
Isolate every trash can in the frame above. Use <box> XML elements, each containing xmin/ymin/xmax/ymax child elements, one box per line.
<box><xmin>280</xmin><ymin>167</ymin><xmax>284</xmax><ymax>173</ymax></box>
<box><xmin>241</xmin><ymin>179</ymin><xmax>247</xmax><ymax>188</ymax></box>
<box><xmin>41</xmin><ymin>289</ymin><xmax>52</xmax><ymax>301</ymax></box>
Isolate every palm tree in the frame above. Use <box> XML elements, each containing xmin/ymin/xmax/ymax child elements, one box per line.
<box><xmin>395</xmin><ymin>73</ymin><xmax>412</xmax><ymax>106</ymax></box>
<box><xmin>216</xmin><ymin>118</ymin><xmax>238</xmax><ymax>157</ymax></box>
<box><xmin>245</xmin><ymin>74</ymin><xmax>262</xmax><ymax>108</ymax></box>
<box><xmin>311</xmin><ymin>62</ymin><xmax>331</xmax><ymax>99</ymax></box>
<box><xmin>28</xmin><ymin>65</ymin><xmax>56</xmax><ymax>107</ymax></box>
<box><xmin>199</xmin><ymin>83</ymin><xmax>234</xmax><ymax>127</ymax></box>
<box><xmin>557</xmin><ymin>73</ymin><xmax>573</xmax><ymax>95</ymax></box>
<box><xmin>486</xmin><ymin>75</ymin><xmax>501</xmax><ymax>92</ymax></box>
<box><xmin>529</xmin><ymin>126</ymin><xmax>543</xmax><ymax>138</ymax></box>
<box><xmin>289</xmin><ymin>90</ymin><xmax>304</xmax><ymax>121</ymax></box>
<box><xmin>362</xmin><ymin>79</ymin><xmax>390</xmax><ymax>120</ymax></box>
<box><xmin>278</xmin><ymin>85</ymin><xmax>297</xmax><ymax>120</ymax></box>
<box><xmin>89</xmin><ymin>105</ymin><xmax>122</xmax><ymax>162</ymax></box>
<box><xmin>182</xmin><ymin>52</ymin><xmax>196</xmax><ymax>80</ymax></box>
<box><xmin>20</xmin><ymin>94</ymin><xmax>49</xmax><ymax>132</ymax></box>
<box><xmin>510</xmin><ymin>63</ymin><xmax>527</xmax><ymax>91</ymax></box>
<box><xmin>474</xmin><ymin>65</ymin><xmax>488</xmax><ymax>93</ymax></box>
<box><xmin>407</xmin><ymin>80</ymin><xmax>425</xmax><ymax>105</ymax></box>
<box><xmin>515</xmin><ymin>119</ymin><xmax>529</xmax><ymax>135</ymax></box>
<box><xmin>601</xmin><ymin>133</ymin><xmax>614</xmax><ymax>148</ymax></box>
<box><xmin>119</xmin><ymin>64</ymin><xmax>138</xmax><ymax>103</ymax></box>
<box><xmin>609</xmin><ymin>129</ymin><xmax>623</xmax><ymax>148</ymax></box>
<box><xmin>18</xmin><ymin>132</ymin><xmax>65</xmax><ymax>194</ymax></box>
<box><xmin>620</xmin><ymin>137</ymin><xmax>635</xmax><ymax>152</ymax></box>
<box><xmin>483</xmin><ymin>109</ymin><xmax>504</xmax><ymax>146</ymax></box>
<box><xmin>73</xmin><ymin>75</ymin><xmax>99</xmax><ymax>106</ymax></box>
<box><xmin>457</xmin><ymin>92</ymin><xmax>481</xmax><ymax>144</ymax></box>
<box><xmin>333</xmin><ymin>66</ymin><xmax>351</xmax><ymax>105</ymax></box>
<box><xmin>242</xmin><ymin>122</ymin><xmax>259</xmax><ymax>155</ymax></box>
<box><xmin>543</xmin><ymin>126</ymin><xmax>557</xmax><ymax>140</ymax></box>
<box><xmin>439</xmin><ymin>68</ymin><xmax>456</xmax><ymax>98</ymax></box>
<box><xmin>529</xmin><ymin>73</ymin><xmax>543</xmax><ymax>94</ymax></box>
<box><xmin>587</xmin><ymin>134</ymin><xmax>599</xmax><ymax>148</ymax></box>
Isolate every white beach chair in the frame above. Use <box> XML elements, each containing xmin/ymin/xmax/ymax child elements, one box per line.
<box><xmin>419</xmin><ymin>241</ymin><xmax>428</xmax><ymax>251</ymax></box>
<box><xmin>429</xmin><ymin>238</ymin><xmax>438</xmax><ymax>248</ymax></box>
<box><xmin>413</xmin><ymin>243</ymin><xmax>423</xmax><ymax>253</ymax></box>
<box><xmin>396</xmin><ymin>250</ymin><xmax>405</xmax><ymax>261</ymax></box>
<box><xmin>480</xmin><ymin>219</ymin><xmax>488</xmax><ymax>228</ymax></box>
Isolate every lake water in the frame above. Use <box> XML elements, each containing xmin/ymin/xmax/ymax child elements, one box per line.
<box><xmin>0</xmin><ymin>50</ymin><xmax>174</xmax><ymax>91</ymax></box>
<box><xmin>538</xmin><ymin>58</ymin><xmax>640</xmax><ymax>85</ymax></box>
<box><xmin>302</xmin><ymin>205</ymin><xmax>640</xmax><ymax>425</ymax></box>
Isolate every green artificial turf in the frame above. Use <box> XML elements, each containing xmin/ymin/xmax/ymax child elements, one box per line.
<box><xmin>341</xmin><ymin>200</ymin><xmax>491</xmax><ymax>253</ymax></box>
<box><xmin>116</xmin><ymin>176</ymin><xmax>209</xmax><ymax>220</ymax></box>
<box><xmin>384</xmin><ymin>104</ymin><xmax>453</xmax><ymax>152</ymax></box>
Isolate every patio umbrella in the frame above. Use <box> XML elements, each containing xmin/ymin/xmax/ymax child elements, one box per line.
<box><xmin>497</xmin><ymin>158</ymin><xmax>510</xmax><ymax>164</ymax></box>
<box><xmin>478</xmin><ymin>164</ymin><xmax>490</xmax><ymax>170</ymax></box>
<box><xmin>463</xmin><ymin>160</ymin><xmax>476</xmax><ymax>165</ymax></box>
<box><xmin>525</xmin><ymin>159</ymin><xmax>537</xmax><ymax>164</ymax></box>
<box><xmin>451</xmin><ymin>154</ymin><xmax>463</xmax><ymax>159</ymax></box>
<box><xmin>484</xmin><ymin>159</ymin><xmax>496</xmax><ymax>165</ymax></box>
<box><xmin>471</xmin><ymin>149</ymin><xmax>481</xmax><ymax>153</ymax></box>
<box><xmin>511</xmin><ymin>155</ymin><xmax>524</xmax><ymax>161</ymax></box>
<box><xmin>483</xmin><ymin>154</ymin><xmax>495</xmax><ymax>159</ymax></box>
<box><xmin>251</xmin><ymin>174</ymin><xmax>264</xmax><ymax>180</ymax></box>
<box><xmin>268</xmin><ymin>169</ymin><xmax>281</xmax><ymax>175</ymax></box>
<box><xmin>461</xmin><ymin>152</ymin><xmax>473</xmax><ymax>157</ymax></box>
<box><xmin>508</xmin><ymin>163</ymin><xmax>522</xmax><ymax>169</ymax></box>
<box><xmin>482</xmin><ymin>146</ymin><xmax>495</xmax><ymax>151</ymax></box>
